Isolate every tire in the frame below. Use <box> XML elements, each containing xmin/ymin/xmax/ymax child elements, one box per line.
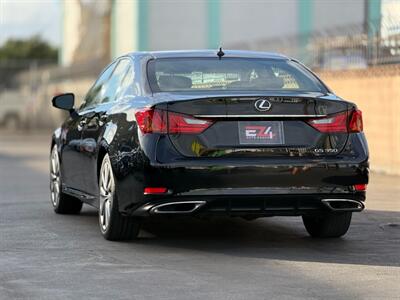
<box><xmin>50</xmin><ymin>145</ymin><xmax>83</xmax><ymax>214</ymax></box>
<box><xmin>98</xmin><ymin>154</ymin><xmax>141</xmax><ymax>241</ymax></box>
<box><xmin>302</xmin><ymin>212</ymin><xmax>352</xmax><ymax>238</ymax></box>
<box><xmin>4</xmin><ymin>114</ymin><xmax>20</xmax><ymax>131</ymax></box>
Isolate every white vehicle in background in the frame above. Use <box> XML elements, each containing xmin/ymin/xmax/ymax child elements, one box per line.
<box><xmin>0</xmin><ymin>89</ymin><xmax>27</xmax><ymax>130</ymax></box>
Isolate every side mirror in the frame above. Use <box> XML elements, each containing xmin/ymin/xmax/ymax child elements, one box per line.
<box><xmin>52</xmin><ymin>93</ymin><xmax>75</xmax><ymax>110</ymax></box>
<box><xmin>52</xmin><ymin>93</ymin><xmax>79</xmax><ymax>120</ymax></box>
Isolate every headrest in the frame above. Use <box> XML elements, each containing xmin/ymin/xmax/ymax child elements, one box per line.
<box><xmin>252</xmin><ymin>76</ymin><xmax>284</xmax><ymax>89</ymax></box>
<box><xmin>266</xmin><ymin>77</ymin><xmax>284</xmax><ymax>89</ymax></box>
<box><xmin>158</xmin><ymin>75</ymin><xmax>192</xmax><ymax>91</ymax></box>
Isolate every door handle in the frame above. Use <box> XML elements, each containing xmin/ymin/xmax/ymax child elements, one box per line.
<box><xmin>86</xmin><ymin>113</ymin><xmax>107</xmax><ymax>128</ymax></box>
<box><xmin>99</xmin><ymin>114</ymin><xmax>108</xmax><ymax>122</ymax></box>
<box><xmin>98</xmin><ymin>114</ymin><xmax>108</xmax><ymax>126</ymax></box>
<box><xmin>78</xmin><ymin>119</ymin><xmax>87</xmax><ymax>131</ymax></box>
<box><xmin>79</xmin><ymin>119</ymin><xmax>87</xmax><ymax>126</ymax></box>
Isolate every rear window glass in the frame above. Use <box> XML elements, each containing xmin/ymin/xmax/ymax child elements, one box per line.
<box><xmin>147</xmin><ymin>58</ymin><xmax>326</xmax><ymax>93</ymax></box>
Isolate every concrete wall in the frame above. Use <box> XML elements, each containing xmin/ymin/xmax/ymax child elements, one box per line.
<box><xmin>148</xmin><ymin>0</ymin><xmax>206</xmax><ymax>50</ymax></box>
<box><xmin>221</xmin><ymin>0</ymin><xmax>298</xmax><ymax>46</ymax></box>
<box><xmin>110</xmin><ymin>0</ymin><xmax>369</xmax><ymax>57</ymax></box>
<box><xmin>61</xmin><ymin>0</ymin><xmax>81</xmax><ymax>66</ymax></box>
<box><xmin>62</xmin><ymin>0</ymin><xmax>111</xmax><ymax>66</ymax></box>
<box><xmin>20</xmin><ymin>76</ymin><xmax>94</xmax><ymax>129</ymax></box>
<box><xmin>112</xmin><ymin>0</ymin><xmax>137</xmax><ymax>56</ymax></box>
<box><xmin>313</xmin><ymin>0</ymin><xmax>365</xmax><ymax>32</ymax></box>
<box><xmin>318</xmin><ymin>66</ymin><xmax>400</xmax><ymax>175</ymax></box>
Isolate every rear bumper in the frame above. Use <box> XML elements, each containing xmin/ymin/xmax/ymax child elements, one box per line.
<box><xmin>130</xmin><ymin>192</ymin><xmax>366</xmax><ymax>217</ymax></box>
<box><xmin>149</xmin><ymin>157</ymin><xmax>369</xmax><ymax>193</ymax></box>
<box><xmin>116</xmin><ymin>156</ymin><xmax>369</xmax><ymax>216</ymax></box>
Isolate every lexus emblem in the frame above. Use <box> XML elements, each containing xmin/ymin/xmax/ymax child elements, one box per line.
<box><xmin>254</xmin><ymin>99</ymin><xmax>272</xmax><ymax>112</ymax></box>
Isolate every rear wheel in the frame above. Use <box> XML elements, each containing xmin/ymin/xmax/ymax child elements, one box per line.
<box><xmin>302</xmin><ymin>212</ymin><xmax>352</xmax><ymax>238</ymax></box>
<box><xmin>4</xmin><ymin>114</ymin><xmax>20</xmax><ymax>130</ymax></box>
<box><xmin>99</xmin><ymin>154</ymin><xmax>141</xmax><ymax>241</ymax></box>
<box><xmin>50</xmin><ymin>145</ymin><xmax>83</xmax><ymax>214</ymax></box>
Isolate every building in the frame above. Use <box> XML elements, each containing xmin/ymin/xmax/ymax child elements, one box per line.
<box><xmin>61</xmin><ymin>0</ymin><xmax>389</xmax><ymax>66</ymax></box>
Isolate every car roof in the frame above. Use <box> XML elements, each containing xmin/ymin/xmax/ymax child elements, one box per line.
<box><xmin>126</xmin><ymin>50</ymin><xmax>289</xmax><ymax>60</ymax></box>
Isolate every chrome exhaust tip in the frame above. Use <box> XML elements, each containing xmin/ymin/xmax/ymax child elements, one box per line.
<box><xmin>150</xmin><ymin>201</ymin><xmax>206</xmax><ymax>214</ymax></box>
<box><xmin>321</xmin><ymin>199</ymin><xmax>365</xmax><ymax>212</ymax></box>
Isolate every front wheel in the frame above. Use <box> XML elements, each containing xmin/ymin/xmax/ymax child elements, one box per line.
<box><xmin>50</xmin><ymin>145</ymin><xmax>83</xmax><ymax>214</ymax></box>
<box><xmin>98</xmin><ymin>154</ymin><xmax>141</xmax><ymax>241</ymax></box>
<box><xmin>302</xmin><ymin>212</ymin><xmax>352</xmax><ymax>238</ymax></box>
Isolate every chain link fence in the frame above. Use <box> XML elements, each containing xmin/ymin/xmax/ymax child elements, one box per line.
<box><xmin>230</xmin><ymin>19</ymin><xmax>400</xmax><ymax>70</ymax></box>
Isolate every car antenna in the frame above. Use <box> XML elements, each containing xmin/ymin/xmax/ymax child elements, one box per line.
<box><xmin>217</xmin><ymin>47</ymin><xmax>225</xmax><ymax>60</ymax></box>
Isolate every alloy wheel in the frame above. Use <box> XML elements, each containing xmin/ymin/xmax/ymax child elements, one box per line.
<box><xmin>99</xmin><ymin>156</ymin><xmax>114</xmax><ymax>232</ymax></box>
<box><xmin>50</xmin><ymin>146</ymin><xmax>61</xmax><ymax>207</ymax></box>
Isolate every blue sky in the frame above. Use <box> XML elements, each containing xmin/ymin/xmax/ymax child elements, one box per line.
<box><xmin>0</xmin><ymin>0</ymin><xmax>61</xmax><ymax>46</ymax></box>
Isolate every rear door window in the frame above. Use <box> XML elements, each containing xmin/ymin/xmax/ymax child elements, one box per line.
<box><xmin>81</xmin><ymin>61</ymin><xmax>116</xmax><ymax>110</ymax></box>
<box><xmin>100</xmin><ymin>59</ymin><xmax>131</xmax><ymax>104</ymax></box>
<box><xmin>115</xmin><ymin>64</ymin><xmax>137</xmax><ymax>101</ymax></box>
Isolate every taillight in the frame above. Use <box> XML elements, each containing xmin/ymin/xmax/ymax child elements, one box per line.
<box><xmin>135</xmin><ymin>108</ymin><xmax>212</xmax><ymax>134</ymax></box>
<box><xmin>168</xmin><ymin>111</ymin><xmax>212</xmax><ymax>134</ymax></box>
<box><xmin>307</xmin><ymin>109</ymin><xmax>363</xmax><ymax>133</ymax></box>
<box><xmin>354</xmin><ymin>184</ymin><xmax>367</xmax><ymax>191</ymax></box>
<box><xmin>135</xmin><ymin>108</ymin><xmax>167</xmax><ymax>134</ymax></box>
<box><xmin>348</xmin><ymin>109</ymin><xmax>363</xmax><ymax>133</ymax></box>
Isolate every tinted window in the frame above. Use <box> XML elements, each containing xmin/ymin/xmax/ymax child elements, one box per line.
<box><xmin>81</xmin><ymin>62</ymin><xmax>116</xmax><ymax>110</ymax></box>
<box><xmin>101</xmin><ymin>59</ymin><xmax>130</xmax><ymax>104</ymax></box>
<box><xmin>115</xmin><ymin>65</ymin><xmax>137</xmax><ymax>101</ymax></box>
<box><xmin>147</xmin><ymin>58</ymin><xmax>327</xmax><ymax>93</ymax></box>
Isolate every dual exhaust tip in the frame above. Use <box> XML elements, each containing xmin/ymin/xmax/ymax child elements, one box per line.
<box><xmin>150</xmin><ymin>201</ymin><xmax>206</xmax><ymax>214</ymax></box>
<box><xmin>148</xmin><ymin>199</ymin><xmax>365</xmax><ymax>215</ymax></box>
<box><xmin>321</xmin><ymin>199</ymin><xmax>365</xmax><ymax>212</ymax></box>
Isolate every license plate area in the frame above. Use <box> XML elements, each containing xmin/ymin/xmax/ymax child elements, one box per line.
<box><xmin>238</xmin><ymin>121</ymin><xmax>285</xmax><ymax>145</ymax></box>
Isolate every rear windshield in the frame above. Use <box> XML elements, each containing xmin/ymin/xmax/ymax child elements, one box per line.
<box><xmin>147</xmin><ymin>57</ymin><xmax>327</xmax><ymax>93</ymax></box>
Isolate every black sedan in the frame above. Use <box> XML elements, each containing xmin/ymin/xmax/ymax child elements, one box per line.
<box><xmin>50</xmin><ymin>50</ymin><xmax>369</xmax><ymax>241</ymax></box>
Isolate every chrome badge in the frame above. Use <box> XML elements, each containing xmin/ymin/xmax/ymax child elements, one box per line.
<box><xmin>254</xmin><ymin>99</ymin><xmax>272</xmax><ymax>112</ymax></box>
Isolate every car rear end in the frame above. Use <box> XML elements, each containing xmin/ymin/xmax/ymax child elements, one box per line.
<box><xmin>130</xmin><ymin>54</ymin><xmax>369</xmax><ymax>227</ymax></box>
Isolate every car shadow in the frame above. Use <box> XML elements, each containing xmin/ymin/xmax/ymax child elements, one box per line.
<box><xmin>130</xmin><ymin>210</ymin><xmax>400</xmax><ymax>268</ymax></box>
<box><xmin>78</xmin><ymin>207</ymin><xmax>400</xmax><ymax>268</ymax></box>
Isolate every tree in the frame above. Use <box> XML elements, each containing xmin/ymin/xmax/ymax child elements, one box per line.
<box><xmin>0</xmin><ymin>35</ymin><xmax>58</xmax><ymax>61</ymax></box>
<box><xmin>0</xmin><ymin>36</ymin><xmax>58</xmax><ymax>88</ymax></box>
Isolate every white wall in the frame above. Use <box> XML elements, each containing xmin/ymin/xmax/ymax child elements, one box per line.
<box><xmin>62</xmin><ymin>0</ymin><xmax>81</xmax><ymax>66</ymax></box>
<box><xmin>113</xmin><ymin>0</ymin><xmax>138</xmax><ymax>57</ymax></box>
<box><xmin>148</xmin><ymin>0</ymin><xmax>207</xmax><ymax>50</ymax></box>
<box><xmin>313</xmin><ymin>0</ymin><xmax>365</xmax><ymax>33</ymax></box>
<box><xmin>221</xmin><ymin>0</ymin><xmax>298</xmax><ymax>47</ymax></box>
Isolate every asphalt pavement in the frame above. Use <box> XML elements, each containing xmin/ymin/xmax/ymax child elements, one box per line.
<box><xmin>0</xmin><ymin>132</ymin><xmax>399</xmax><ymax>299</ymax></box>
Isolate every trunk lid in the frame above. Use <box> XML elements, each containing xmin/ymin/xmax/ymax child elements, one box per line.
<box><xmin>156</xmin><ymin>93</ymin><xmax>352</xmax><ymax>159</ymax></box>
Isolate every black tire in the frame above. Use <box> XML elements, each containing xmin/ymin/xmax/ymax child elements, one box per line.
<box><xmin>302</xmin><ymin>212</ymin><xmax>352</xmax><ymax>238</ymax></box>
<box><xmin>50</xmin><ymin>145</ymin><xmax>83</xmax><ymax>214</ymax></box>
<box><xmin>4</xmin><ymin>114</ymin><xmax>20</xmax><ymax>130</ymax></box>
<box><xmin>99</xmin><ymin>154</ymin><xmax>140</xmax><ymax>241</ymax></box>
<box><xmin>54</xmin><ymin>193</ymin><xmax>83</xmax><ymax>214</ymax></box>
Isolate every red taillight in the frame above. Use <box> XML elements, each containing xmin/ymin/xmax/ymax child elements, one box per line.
<box><xmin>307</xmin><ymin>109</ymin><xmax>363</xmax><ymax>133</ymax></box>
<box><xmin>135</xmin><ymin>108</ymin><xmax>212</xmax><ymax>134</ymax></box>
<box><xmin>354</xmin><ymin>184</ymin><xmax>367</xmax><ymax>191</ymax></box>
<box><xmin>308</xmin><ymin>111</ymin><xmax>348</xmax><ymax>133</ymax></box>
<box><xmin>168</xmin><ymin>111</ymin><xmax>212</xmax><ymax>134</ymax></box>
<box><xmin>135</xmin><ymin>108</ymin><xmax>167</xmax><ymax>134</ymax></box>
<box><xmin>348</xmin><ymin>109</ymin><xmax>363</xmax><ymax>133</ymax></box>
<box><xmin>144</xmin><ymin>187</ymin><xmax>168</xmax><ymax>195</ymax></box>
